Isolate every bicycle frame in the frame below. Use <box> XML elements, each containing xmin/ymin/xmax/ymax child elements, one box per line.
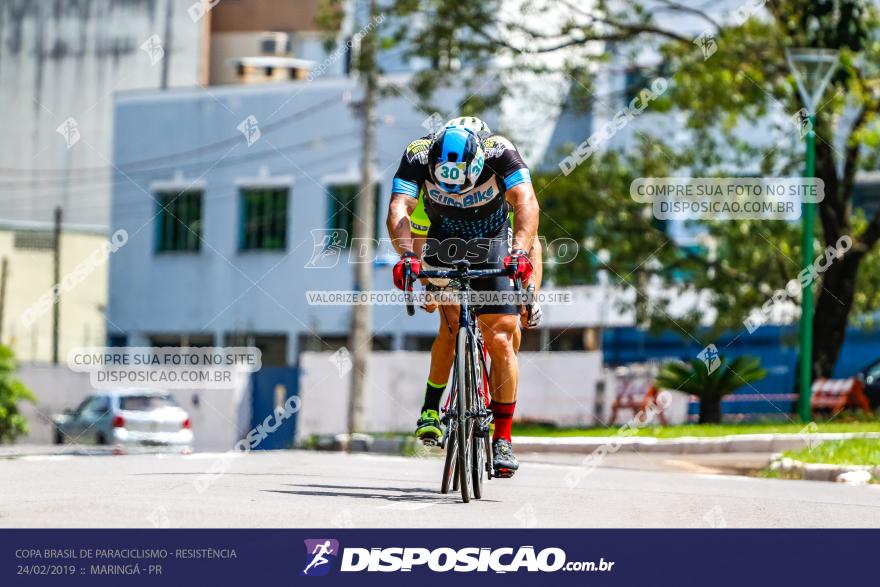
<box><xmin>405</xmin><ymin>259</ymin><xmax>523</xmax><ymax>501</ymax></box>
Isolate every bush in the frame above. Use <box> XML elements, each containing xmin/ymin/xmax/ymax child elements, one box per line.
<box><xmin>0</xmin><ymin>345</ymin><xmax>36</xmax><ymax>443</ymax></box>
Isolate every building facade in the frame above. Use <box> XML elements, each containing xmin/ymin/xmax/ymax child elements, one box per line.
<box><xmin>0</xmin><ymin>221</ymin><xmax>109</xmax><ymax>362</ymax></box>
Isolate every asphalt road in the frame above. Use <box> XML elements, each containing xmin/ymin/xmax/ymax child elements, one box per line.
<box><xmin>1</xmin><ymin>449</ymin><xmax>878</xmax><ymax>528</ymax></box>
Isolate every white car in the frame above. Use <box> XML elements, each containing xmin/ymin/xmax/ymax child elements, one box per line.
<box><xmin>53</xmin><ymin>390</ymin><xmax>193</xmax><ymax>453</ymax></box>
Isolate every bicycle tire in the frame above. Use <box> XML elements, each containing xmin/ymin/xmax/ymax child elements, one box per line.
<box><xmin>456</xmin><ymin>326</ymin><xmax>472</xmax><ymax>503</ymax></box>
<box><xmin>470</xmin><ymin>337</ymin><xmax>485</xmax><ymax>499</ymax></box>
<box><xmin>471</xmin><ymin>427</ymin><xmax>484</xmax><ymax>499</ymax></box>
<box><xmin>484</xmin><ymin>435</ymin><xmax>493</xmax><ymax>480</ymax></box>
<box><xmin>477</xmin><ymin>339</ymin><xmax>493</xmax><ymax>481</ymax></box>
<box><xmin>440</xmin><ymin>428</ymin><xmax>457</xmax><ymax>494</ymax></box>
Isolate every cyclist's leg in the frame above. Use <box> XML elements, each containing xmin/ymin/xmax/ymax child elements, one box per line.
<box><xmin>415</xmin><ymin>302</ymin><xmax>460</xmax><ymax>440</ymax></box>
<box><xmin>425</xmin><ymin>303</ymin><xmax>459</xmax><ymax>407</ymax></box>
<box><xmin>478</xmin><ymin>313</ymin><xmax>519</xmax><ymax>405</ymax></box>
<box><xmin>467</xmin><ymin>222</ymin><xmax>522</xmax><ymax>473</ymax></box>
<box><xmin>477</xmin><ymin>312</ymin><xmax>521</xmax><ymax>475</ymax></box>
<box><xmin>414</xmin><ymin>228</ymin><xmax>463</xmax><ymax>438</ymax></box>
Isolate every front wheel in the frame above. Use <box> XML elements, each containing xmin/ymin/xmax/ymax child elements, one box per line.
<box><xmin>441</xmin><ymin>428</ymin><xmax>457</xmax><ymax>494</ymax></box>
<box><xmin>456</xmin><ymin>326</ymin><xmax>473</xmax><ymax>503</ymax></box>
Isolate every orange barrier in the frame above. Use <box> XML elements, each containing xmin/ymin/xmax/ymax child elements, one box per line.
<box><xmin>610</xmin><ymin>381</ymin><xmax>667</xmax><ymax>426</ymax></box>
<box><xmin>810</xmin><ymin>377</ymin><xmax>872</xmax><ymax>416</ymax></box>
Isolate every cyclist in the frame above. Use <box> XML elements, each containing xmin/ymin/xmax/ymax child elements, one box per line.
<box><xmin>409</xmin><ymin>119</ymin><xmax>543</xmax><ymax>434</ymax></box>
<box><xmin>386</xmin><ymin>116</ymin><xmax>540</xmax><ymax>476</ymax></box>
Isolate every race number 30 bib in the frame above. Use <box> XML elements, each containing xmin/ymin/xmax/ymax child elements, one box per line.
<box><xmin>435</xmin><ymin>162</ymin><xmax>468</xmax><ymax>185</ymax></box>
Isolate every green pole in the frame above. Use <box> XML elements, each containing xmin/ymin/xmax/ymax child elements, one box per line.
<box><xmin>799</xmin><ymin>114</ymin><xmax>816</xmax><ymax>423</ymax></box>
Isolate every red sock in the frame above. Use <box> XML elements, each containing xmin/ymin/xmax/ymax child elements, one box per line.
<box><xmin>490</xmin><ymin>400</ymin><xmax>516</xmax><ymax>441</ymax></box>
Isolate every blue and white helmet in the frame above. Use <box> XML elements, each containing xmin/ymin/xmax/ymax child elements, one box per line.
<box><xmin>427</xmin><ymin>126</ymin><xmax>486</xmax><ymax>194</ymax></box>
<box><xmin>445</xmin><ymin>116</ymin><xmax>491</xmax><ymax>134</ymax></box>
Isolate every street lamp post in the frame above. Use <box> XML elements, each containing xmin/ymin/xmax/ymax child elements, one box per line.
<box><xmin>799</xmin><ymin>114</ymin><xmax>816</xmax><ymax>423</ymax></box>
<box><xmin>785</xmin><ymin>48</ymin><xmax>838</xmax><ymax>422</ymax></box>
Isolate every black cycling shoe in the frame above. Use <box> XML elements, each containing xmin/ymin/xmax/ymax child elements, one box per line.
<box><xmin>492</xmin><ymin>438</ymin><xmax>519</xmax><ymax>478</ymax></box>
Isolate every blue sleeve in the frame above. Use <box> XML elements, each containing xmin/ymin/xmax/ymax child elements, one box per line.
<box><xmin>504</xmin><ymin>168</ymin><xmax>531</xmax><ymax>190</ymax></box>
<box><xmin>392</xmin><ymin>177</ymin><xmax>419</xmax><ymax>198</ymax></box>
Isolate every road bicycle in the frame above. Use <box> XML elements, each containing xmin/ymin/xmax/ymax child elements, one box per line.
<box><xmin>404</xmin><ymin>259</ymin><xmax>527</xmax><ymax>503</ymax></box>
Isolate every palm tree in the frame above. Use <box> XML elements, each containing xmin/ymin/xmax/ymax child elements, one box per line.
<box><xmin>656</xmin><ymin>355</ymin><xmax>767</xmax><ymax>424</ymax></box>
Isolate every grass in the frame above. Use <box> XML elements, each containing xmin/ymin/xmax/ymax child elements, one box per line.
<box><xmin>782</xmin><ymin>438</ymin><xmax>880</xmax><ymax>467</ymax></box>
<box><xmin>512</xmin><ymin>420</ymin><xmax>880</xmax><ymax>439</ymax></box>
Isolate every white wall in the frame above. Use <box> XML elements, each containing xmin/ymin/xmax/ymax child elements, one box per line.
<box><xmin>16</xmin><ymin>364</ymin><xmax>249</xmax><ymax>452</ymax></box>
<box><xmin>297</xmin><ymin>351</ymin><xmax>692</xmax><ymax>439</ymax></box>
<box><xmin>297</xmin><ymin>351</ymin><xmax>617</xmax><ymax>440</ymax></box>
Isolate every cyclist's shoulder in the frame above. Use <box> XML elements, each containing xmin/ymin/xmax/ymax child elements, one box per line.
<box><xmin>402</xmin><ymin>134</ymin><xmax>433</xmax><ymax>166</ymax></box>
<box><xmin>481</xmin><ymin>133</ymin><xmax>519</xmax><ymax>159</ymax></box>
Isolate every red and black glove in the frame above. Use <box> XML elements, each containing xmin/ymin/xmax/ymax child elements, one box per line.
<box><xmin>392</xmin><ymin>252</ymin><xmax>421</xmax><ymax>290</ymax></box>
<box><xmin>504</xmin><ymin>248</ymin><xmax>533</xmax><ymax>282</ymax></box>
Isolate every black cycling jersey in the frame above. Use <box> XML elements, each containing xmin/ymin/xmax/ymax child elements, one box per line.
<box><xmin>392</xmin><ymin>133</ymin><xmax>532</xmax><ymax>239</ymax></box>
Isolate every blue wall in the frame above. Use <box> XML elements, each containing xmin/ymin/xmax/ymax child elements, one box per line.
<box><xmin>603</xmin><ymin>325</ymin><xmax>880</xmax><ymax>417</ymax></box>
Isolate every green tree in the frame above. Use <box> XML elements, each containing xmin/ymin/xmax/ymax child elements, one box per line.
<box><xmin>0</xmin><ymin>345</ymin><xmax>36</xmax><ymax>443</ymax></box>
<box><xmin>384</xmin><ymin>0</ymin><xmax>880</xmax><ymax>380</ymax></box>
<box><xmin>656</xmin><ymin>355</ymin><xmax>767</xmax><ymax>423</ymax></box>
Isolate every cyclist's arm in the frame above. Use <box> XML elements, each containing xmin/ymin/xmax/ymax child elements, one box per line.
<box><xmin>489</xmin><ymin>134</ymin><xmax>538</xmax><ymax>253</ymax></box>
<box><xmin>505</xmin><ymin>182</ymin><xmax>539</xmax><ymax>254</ymax></box>
<box><xmin>388</xmin><ymin>140</ymin><xmax>429</xmax><ymax>255</ymax></box>
<box><xmin>529</xmin><ymin>236</ymin><xmax>543</xmax><ymax>289</ymax></box>
<box><xmin>387</xmin><ymin>192</ymin><xmax>419</xmax><ymax>255</ymax></box>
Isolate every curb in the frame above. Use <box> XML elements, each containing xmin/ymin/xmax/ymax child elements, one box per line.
<box><xmin>769</xmin><ymin>456</ymin><xmax>880</xmax><ymax>484</ymax></box>
<box><xmin>510</xmin><ymin>432</ymin><xmax>880</xmax><ymax>455</ymax></box>
<box><xmin>304</xmin><ymin>433</ymin><xmax>427</xmax><ymax>455</ymax></box>
<box><xmin>303</xmin><ymin>432</ymin><xmax>880</xmax><ymax>457</ymax></box>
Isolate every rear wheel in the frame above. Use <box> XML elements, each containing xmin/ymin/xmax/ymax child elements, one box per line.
<box><xmin>484</xmin><ymin>435</ymin><xmax>493</xmax><ymax>479</ymax></box>
<box><xmin>471</xmin><ymin>425</ymin><xmax>484</xmax><ymax>499</ymax></box>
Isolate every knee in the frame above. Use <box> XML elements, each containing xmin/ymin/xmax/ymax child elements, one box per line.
<box><xmin>483</xmin><ymin>322</ymin><xmax>517</xmax><ymax>360</ymax></box>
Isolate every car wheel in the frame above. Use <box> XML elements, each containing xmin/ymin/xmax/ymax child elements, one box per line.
<box><xmin>53</xmin><ymin>428</ymin><xmax>64</xmax><ymax>445</ymax></box>
<box><xmin>96</xmin><ymin>432</ymin><xmax>107</xmax><ymax>445</ymax></box>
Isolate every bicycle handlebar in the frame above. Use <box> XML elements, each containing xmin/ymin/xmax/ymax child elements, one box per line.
<box><xmin>417</xmin><ymin>266</ymin><xmax>513</xmax><ymax>280</ymax></box>
<box><xmin>403</xmin><ymin>261</ymin><xmax>528</xmax><ymax>317</ymax></box>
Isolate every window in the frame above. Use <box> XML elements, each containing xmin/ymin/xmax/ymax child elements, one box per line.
<box><xmin>120</xmin><ymin>395</ymin><xmax>178</xmax><ymax>411</ymax></box>
<box><xmin>81</xmin><ymin>395</ymin><xmax>111</xmax><ymax>416</ymax></box>
<box><xmin>156</xmin><ymin>191</ymin><xmax>202</xmax><ymax>252</ymax></box>
<box><xmin>623</xmin><ymin>63</ymin><xmax>670</xmax><ymax>104</ymax></box>
<box><xmin>297</xmin><ymin>332</ymin><xmax>392</xmax><ymax>352</ymax></box>
<box><xmin>225</xmin><ymin>333</ymin><xmax>288</xmax><ymax>367</ymax></box>
<box><xmin>866</xmin><ymin>360</ymin><xmax>880</xmax><ymax>386</ymax></box>
<box><xmin>14</xmin><ymin>231</ymin><xmax>55</xmax><ymax>250</ymax></box>
<box><xmin>623</xmin><ymin>67</ymin><xmax>650</xmax><ymax>103</ymax></box>
<box><xmin>148</xmin><ymin>334</ymin><xmax>215</xmax><ymax>347</ymax></box>
<box><xmin>327</xmin><ymin>184</ymin><xmax>381</xmax><ymax>246</ymax></box>
<box><xmin>240</xmin><ymin>187</ymin><xmax>288</xmax><ymax>250</ymax></box>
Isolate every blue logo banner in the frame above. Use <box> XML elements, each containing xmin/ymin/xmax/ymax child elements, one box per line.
<box><xmin>1</xmin><ymin>529</ymin><xmax>875</xmax><ymax>586</ymax></box>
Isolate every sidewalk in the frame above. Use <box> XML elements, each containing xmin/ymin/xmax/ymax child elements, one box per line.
<box><xmin>511</xmin><ymin>432</ymin><xmax>880</xmax><ymax>455</ymax></box>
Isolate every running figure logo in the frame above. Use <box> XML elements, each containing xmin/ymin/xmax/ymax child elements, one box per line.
<box><xmin>301</xmin><ymin>539</ymin><xmax>339</xmax><ymax>576</ymax></box>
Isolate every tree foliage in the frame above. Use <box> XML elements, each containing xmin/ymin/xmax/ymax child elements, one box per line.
<box><xmin>376</xmin><ymin>0</ymin><xmax>880</xmax><ymax>377</ymax></box>
<box><xmin>0</xmin><ymin>345</ymin><xmax>36</xmax><ymax>443</ymax></box>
